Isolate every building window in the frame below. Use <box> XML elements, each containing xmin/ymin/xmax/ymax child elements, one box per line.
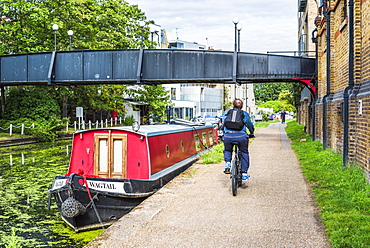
<box><xmin>171</xmin><ymin>88</ymin><xmax>176</xmax><ymax>100</ymax></box>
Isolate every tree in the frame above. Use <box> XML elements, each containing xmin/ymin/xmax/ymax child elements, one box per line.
<box><xmin>0</xmin><ymin>0</ymin><xmax>154</xmax><ymax>54</ymax></box>
<box><xmin>128</xmin><ymin>85</ymin><xmax>171</xmax><ymax>122</ymax></box>
<box><xmin>253</xmin><ymin>82</ymin><xmax>292</xmax><ymax>104</ymax></box>
<box><xmin>4</xmin><ymin>87</ymin><xmax>60</xmax><ymax>121</ymax></box>
<box><xmin>1</xmin><ymin>0</ymin><xmax>162</xmax><ymax>122</ymax></box>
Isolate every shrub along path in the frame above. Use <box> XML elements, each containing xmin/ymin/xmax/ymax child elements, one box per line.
<box><xmin>86</xmin><ymin>122</ymin><xmax>330</xmax><ymax>248</ymax></box>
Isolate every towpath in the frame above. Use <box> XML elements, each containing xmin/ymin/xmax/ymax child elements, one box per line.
<box><xmin>86</xmin><ymin>123</ymin><xmax>330</xmax><ymax>248</ymax></box>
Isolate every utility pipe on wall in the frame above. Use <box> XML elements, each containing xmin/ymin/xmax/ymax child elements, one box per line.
<box><xmin>322</xmin><ymin>0</ymin><xmax>331</xmax><ymax>149</ymax></box>
<box><xmin>343</xmin><ymin>0</ymin><xmax>355</xmax><ymax>166</ymax></box>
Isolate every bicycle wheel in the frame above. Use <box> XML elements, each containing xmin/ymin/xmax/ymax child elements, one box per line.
<box><xmin>236</xmin><ymin>160</ymin><xmax>242</xmax><ymax>187</ymax></box>
<box><xmin>231</xmin><ymin>159</ymin><xmax>238</xmax><ymax>196</ymax></box>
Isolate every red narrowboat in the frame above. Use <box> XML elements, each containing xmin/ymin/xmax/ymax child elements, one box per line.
<box><xmin>48</xmin><ymin>121</ymin><xmax>218</xmax><ymax>231</ymax></box>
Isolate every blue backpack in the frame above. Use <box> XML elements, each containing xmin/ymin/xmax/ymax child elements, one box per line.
<box><xmin>224</xmin><ymin>109</ymin><xmax>245</xmax><ymax>131</ymax></box>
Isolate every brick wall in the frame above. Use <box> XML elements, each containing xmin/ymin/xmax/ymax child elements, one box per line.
<box><xmin>299</xmin><ymin>0</ymin><xmax>370</xmax><ymax>173</ymax></box>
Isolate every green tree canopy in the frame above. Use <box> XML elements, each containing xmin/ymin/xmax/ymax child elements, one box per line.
<box><xmin>4</xmin><ymin>87</ymin><xmax>60</xmax><ymax>121</ymax></box>
<box><xmin>0</xmin><ymin>0</ymin><xmax>153</xmax><ymax>54</ymax></box>
<box><xmin>128</xmin><ymin>85</ymin><xmax>171</xmax><ymax>121</ymax></box>
<box><xmin>0</xmin><ymin>0</ymin><xmax>173</xmax><ymax>123</ymax></box>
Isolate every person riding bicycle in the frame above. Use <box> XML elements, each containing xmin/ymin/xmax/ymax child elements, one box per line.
<box><xmin>222</xmin><ymin>98</ymin><xmax>254</xmax><ymax>180</ymax></box>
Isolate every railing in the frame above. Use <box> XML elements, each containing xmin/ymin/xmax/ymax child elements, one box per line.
<box><xmin>66</xmin><ymin>117</ymin><xmax>124</xmax><ymax>132</ymax></box>
<box><xmin>0</xmin><ymin>123</ymin><xmax>35</xmax><ymax>136</ymax></box>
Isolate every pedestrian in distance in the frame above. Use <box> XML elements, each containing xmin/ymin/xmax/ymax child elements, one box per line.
<box><xmin>281</xmin><ymin>109</ymin><xmax>286</xmax><ymax>124</ymax></box>
<box><xmin>222</xmin><ymin>98</ymin><xmax>254</xmax><ymax>180</ymax></box>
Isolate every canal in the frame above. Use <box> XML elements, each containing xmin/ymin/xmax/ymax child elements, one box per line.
<box><xmin>0</xmin><ymin>140</ymin><xmax>103</xmax><ymax>248</ymax></box>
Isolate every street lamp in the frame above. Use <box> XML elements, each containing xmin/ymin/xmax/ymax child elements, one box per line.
<box><xmin>237</xmin><ymin>23</ymin><xmax>242</xmax><ymax>52</ymax></box>
<box><xmin>232</xmin><ymin>17</ymin><xmax>239</xmax><ymax>52</ymax></box>
<box><xmin>52</xmin><ymin>24</ymin><xmax>58</xmax><ymax>51</ymax></box>
<box><xmin>67</xmin><ymin>30</ymin><xmax>74</xmax><ymax>50</ymax></box>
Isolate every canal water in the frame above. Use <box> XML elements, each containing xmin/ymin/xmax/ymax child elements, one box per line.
<box><xmin>0</xmin><ymin>140</ymin><xmax>103</xmax><ymax>248</ymax></box>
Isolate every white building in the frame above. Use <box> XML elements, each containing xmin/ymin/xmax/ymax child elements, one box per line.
<box><xmin>163</xmin><ymin>39</ymin><xmax>223</xmax><ymax>119</ymax></box>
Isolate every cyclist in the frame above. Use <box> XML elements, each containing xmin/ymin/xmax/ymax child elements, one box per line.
<box><xmin>222</xmin><ymin>98</ymin><xmax>254</xmax><ymax>180</ymax></box>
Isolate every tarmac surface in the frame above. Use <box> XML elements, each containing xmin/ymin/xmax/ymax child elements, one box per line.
<box><xmin>85</xmin><ymin>123</ymin><xmax>330</xmax><ymax>248</ymax></box>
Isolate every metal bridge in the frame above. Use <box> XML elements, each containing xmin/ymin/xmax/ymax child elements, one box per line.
<box><xmin>0</xmin><ymin>49</ymin><xmax>316</xmax><ymax>95</ymax></box>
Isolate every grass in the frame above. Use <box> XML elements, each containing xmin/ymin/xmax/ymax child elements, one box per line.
<box><xmin>285</xmin><ymin>121</ymin><xmax>370</xmax><ymax>248</ymax></box>
<box><xmin>198</xmin><ymin>120</ymin><xmax>276</xmax><ymax>165</ymax></box>
<box><xmin>0</xmin><ymin>133</ymin><xmax>27</xmax><ymax>139</ymax></box>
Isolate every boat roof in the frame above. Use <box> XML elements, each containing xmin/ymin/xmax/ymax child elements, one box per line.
<box><xmin>75</xmin><ymin>121</ymin><xmax>214</xmax><ymax>137</ymax></box>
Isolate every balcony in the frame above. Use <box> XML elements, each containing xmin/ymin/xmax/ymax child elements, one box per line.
<box><xmin>298</xmin><ymin>0</ymin><xmax>307</xmax><ymax>12</ymax></box>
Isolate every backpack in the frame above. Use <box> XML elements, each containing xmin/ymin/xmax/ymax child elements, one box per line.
<box><xmin>224</xmin><ymin>109</ymin><xmax>245</xmax><ymax>131</ymax></box>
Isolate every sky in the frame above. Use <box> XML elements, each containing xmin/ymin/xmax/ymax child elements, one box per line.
<box><xmin>128</xmin><ymin>0</ymin><xmax>299</xmax><ymax>54</ymax></box>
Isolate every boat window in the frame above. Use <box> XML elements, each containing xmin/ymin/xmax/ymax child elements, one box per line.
<box><xmin>94</xmin><ymin>133</ymin><xmax>127</xmax><ymax>178</ymax></box>
<box><xmin>202</xmin><ymin>132</ymin><xmax>207</xmax><ymax>144</ymax></box>
<box><xmin>165</xmin><ymin>144</ymin><xmax>170</xmax><ymax>158</ymax></box>
<box><xmin>113</xmin><ymin>139</ymin><xmax>123</xmax><ymax>173</ymax></box>
<box><xmin>180</xmin><ymin>141</ymin><xmax>184</xmax><ymax>153</ymax></box>
<box><xmin>209</xmin><ymin>131</ymin><xmax>213</xmax><ymax>144</ymax></box>
<box><xmin>99</xmin><ymin>139</ymin><xmax>108</xmax><ymax>172</ymax></box>
<box><xmin>194</xmin><ymin>135</ymin><xmax>201</xmax><ymax>151</ymax></box>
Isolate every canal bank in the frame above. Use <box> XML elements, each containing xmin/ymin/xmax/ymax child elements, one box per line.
<box><xmin>85</xmin><ymin>123</ymin><xmax>330</xmax><ymax>248</ymax></box>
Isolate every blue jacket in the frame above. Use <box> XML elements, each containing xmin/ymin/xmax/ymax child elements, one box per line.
<box><xmin>222</xmin><ymin>108</ymin><xmax>255</xmax><ymax>134</ymax></box>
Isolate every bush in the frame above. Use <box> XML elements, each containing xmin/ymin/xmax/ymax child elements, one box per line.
<box><xmin>122</xmin><ymin>115</ymin><xmax>136</xmax><ymax>126</ymax></box>
<box><xmin>31</xmin><ymin>118</ymin><xmax>67</xmax><ymax>142</ymax></box>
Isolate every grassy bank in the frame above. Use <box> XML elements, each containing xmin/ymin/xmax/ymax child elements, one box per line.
<box><xmin>285</xmin><ymin>121</ymin><xmax>370</xmax><ymax>247</ymax></box>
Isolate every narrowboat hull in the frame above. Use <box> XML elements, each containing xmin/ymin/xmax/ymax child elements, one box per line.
<box><xmin>48</xmin><ymin>122</ymin><xmax>218</xmax><ymax>231</ymax></box>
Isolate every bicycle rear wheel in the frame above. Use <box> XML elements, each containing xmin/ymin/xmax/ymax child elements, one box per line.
<box><xmin>231</xmin><ymin>159</ymin><xmax>238</xmax><ymax>196</ymax></box>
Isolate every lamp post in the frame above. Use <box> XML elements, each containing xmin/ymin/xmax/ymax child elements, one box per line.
<box><xmin>232</xmin><ymin>17</ymin><xmax>239</xmax><ymax>52</ymax></box>
<box><xmin>52</xmin><ymin>24</ymin><xmax>58</xmax><ymax>51</ymax></box>
<box><xmin>237</xmin><ymin>23</ymin><xmax>242</xmax><ymax>52</ymax></box>
<box><xmin>67</xmin><ymin>30</ymin><xmax>74</xmax><ymax>50</ymax></box>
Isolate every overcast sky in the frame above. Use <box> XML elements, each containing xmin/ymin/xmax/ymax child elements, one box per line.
<box><xmin>128</xmin><ymin>0</ymin><xmax>299</xmax><ymax>53</ymax></box>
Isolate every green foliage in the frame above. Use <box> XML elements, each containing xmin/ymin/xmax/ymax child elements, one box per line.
<box><xmin>128</xmin><ymin>85</ymin><xmax>171</xmax><ymax>122</ymax></box>
<box><xmin>259</xmin><ymin>100</ymin><xmax>296</xmax><ymax>113</ymax></box>
<box><xmin>4</xmin><ymin>87</ymin><xmax>61</xmax><ymax>121</ymax></box>
<box><xmin>199</xmin><ymin>143</ymin><xmax>225</xmax><ymax>164</ymax></box>
<box><xmin>285</xmin><ymin>121</ymin><xmax>370</xmax><ymax>247</ymax></box>
<box><xmin>0</xmin><ymin>0</ymin><xmax>154</xmax><ymax>54</ymax></box>
<box><xmin>254</xmin><ymin>82</ymin><xmax>292</xmax><ymax>104</ymax></box>
<box><xmin>254</xmin><ymin>82</ymin><xmax>304</xmax><ymax>109</ymax></box>
<box><xmin>122</xmin><ymin>115</ymin><xmax>135</xmax><ymax>126</ymax></box>
<box><xmin>31</xmin><ymin>118</ymin><xmax>67</xmax><ymax>142</ymax></box>
<box><xmin>70</xmin><ymin>85</ymin><xmax>128</xmax><ymax>116</ymax></box>
<box><xmin>3</xmin><ymin>227</ymin><xmax>22</xmax><ymax>248</ymax></box>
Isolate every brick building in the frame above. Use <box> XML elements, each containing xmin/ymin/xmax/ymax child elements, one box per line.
<box><xmin>298</xmin><ymin>0</ymin><xmax>370</xmax><ymax>173</ymax></box>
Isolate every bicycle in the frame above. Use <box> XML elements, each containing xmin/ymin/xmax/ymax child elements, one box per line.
<box><xmin>230</xmin><ymin>142</ymin><xmax>242</xmax><ymax>196</ymax></box>
<box><xmin>230</xmin><ymin>134</ymin><xmax>254</xmax><ymax>196</ymax></box>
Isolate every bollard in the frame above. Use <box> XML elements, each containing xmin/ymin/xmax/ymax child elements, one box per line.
<box><xmin>10</xmin><ymin>124</ymin><xmax>12</xmax><ymax>136</ymax></box>
<box><xmin>21</xmin><ymin>124</ymin><xmax>24</xmax><ymax>135</ymax></box>
<box><xmin>74</xmin><ymin>121</ymin><xmax>77</xmax><ymax>131</ymax></box>
<box><xmin>89</xmin><ymin>120</ymin><xmax>92</xmax><ymax>130</ymax></box>
<box><xmin>66</xmin><ymin>122</ymin><xmax>69</xmax><ymax>133</ymax></box>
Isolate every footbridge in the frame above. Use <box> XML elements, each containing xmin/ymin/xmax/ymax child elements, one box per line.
<box><xmin>0</xmin><ymin>49</ymin><xmax>316</xmax><ymax>95</ymax></box>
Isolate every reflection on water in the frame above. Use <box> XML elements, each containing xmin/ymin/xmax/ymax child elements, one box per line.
<box><xmin>0</xmin><ymin>140</ymin><xmax>103</xmax><ymax>248</ymax></box>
